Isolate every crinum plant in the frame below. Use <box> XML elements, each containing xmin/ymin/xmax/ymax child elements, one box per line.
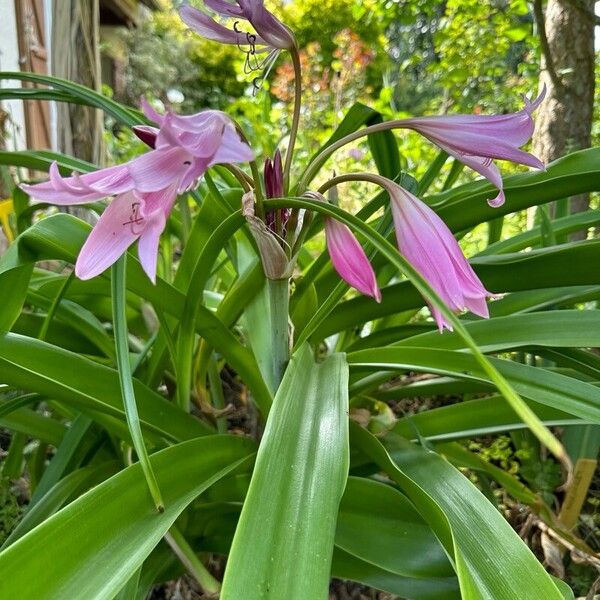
<box><xmin>0</xmin><ymin>1</ymin><xmax>599</xmax><ymax>598</ymax></box>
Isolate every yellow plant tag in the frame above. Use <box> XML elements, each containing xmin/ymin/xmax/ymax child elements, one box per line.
<box><xmin>0</xmin><ymin>198</ymin><xmax>15</xmax><ymax>243</ymax></box>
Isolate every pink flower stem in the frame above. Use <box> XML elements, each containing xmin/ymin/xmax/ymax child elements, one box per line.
<box><xmin>283</xmin><ymin>48</ymin><xmax>302</xmax><ymax>193</ymax></box>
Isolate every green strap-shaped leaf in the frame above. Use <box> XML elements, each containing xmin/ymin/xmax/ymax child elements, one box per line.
<box><xmin>0</xmin><ymin>332</ymin><xmax>212</xmax><ymax>442</ymax></box>
<box><xmin>395</xmin><ymin>310</ymin><xmax>600</xmax><ymax>352</ymax></box>
<box><xmin>0</xmin><ymin>264</ymin><xmax>33</xmax><ymax>332</ymax></box>
<box><xmin>351</xmin><ymin>424</ymin><xmax>565</xmax><ymax>599</ymax></box>
<box><xmin>393</xmin><ymin>395</ymin><xmax>584</xmax><ymax>442</ymax></box>
<box><xmin>0</xmin><ymin>71</ymin><xmax>142</xmax><ymax>126</ymax></box>
<box><xmin>336</xmin><ymin>477</ymin><xmax>452</xmax><ymax>578</ymax></box>
<box><xmin>347</xmin><ymin>347</ymin><xmax>600</xmax><ymax>423</ymax></box>
<box><xmin>0</xmin><ymin>149</ymin><xmax>97</xmax><ymax>174</ymax></box>
<box><xmin>221</xmin><ymin>344</ymin><xmax>349</xmax><ymax>599</ymax></box>
<box><xmin>0</xmin><ymin>436</ymin><xmax>256</xmax><ymax>600</ymax></box>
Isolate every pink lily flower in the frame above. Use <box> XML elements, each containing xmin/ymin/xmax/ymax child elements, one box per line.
<box><xmin>22</xmin><ymin>101</ymin><xmax>253</xmax><ymax>203</ymax></box>
<box><xmin>75</xmin><ymin>185</ymin><xmax>178</xmax><ymax>282</ymax></box>
<box><xmin>325</xmin><ymin>217</ymin><xmax>381</xmax><ymax>303</ymax></box>
<box><xmin>401</xmin><ymin>88</ymin><xmax>545</xmax><ymax>207</ymax></box>
<box><xmin>21</xmin><ymin>102</ymin><xmax>253</xmax><ymax>281</ymax></box>
<box><xmin>180</xmin><ymin>1</ymin><xmax>296</xmax><ymax>51</ymax></box>
<box><xmin>389</xmin><ymin>183</ymin><xmax>493</xmax><ymax>331</ymax></box>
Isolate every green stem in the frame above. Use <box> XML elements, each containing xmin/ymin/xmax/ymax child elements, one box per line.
<box><xmin>111</xmin><ymin>256</ymin><xmax>164</xmax><ymax>512</ymax></box>
<box><xmin>283</xmin><ymin>48</ymin><xmax>302</xmax><ymax>193</ymax></box>
<box><xmin>165</xmin><ymin>526</ymin><xmax>221</xmax><ymax>595</ymax></box>
<box><xmin>267</xmin><ymin>278</ymin><xmax>290</xmax><ymax>390</ymax></box>
<box><xmin>250</xmin><ymin>160</ymin><xmax>266</xmax><ymax>219</ymax></box>
<box><xmin>38</xmin><ymin>272</ymin><xmax>74</xmax><ymax>342</ymax></box>
<box><xmin>207</xmin><ymin>355</ymin><xmax>228</xmax><ymax>434</ymax></box>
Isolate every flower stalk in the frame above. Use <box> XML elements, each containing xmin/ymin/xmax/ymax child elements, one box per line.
<box><xmin>283</xmin><ymin>48</ymin><xmax>303</xmax><ymax>192</ymax></box>
<box><xmin>267</xmin><ymin>278</ymin><xmax>290</xmax><ymax>391</ymax></box>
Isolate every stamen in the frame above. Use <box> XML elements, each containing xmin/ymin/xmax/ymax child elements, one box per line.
<box><xmin>122</xmin><ymin>201</ymin><xmax>145</xmax><ymax>235</ymax></box>
<box><xmin>232</xmin><ymin>19</ymin><xmax>279</xmax><ymax>92</ymax></box>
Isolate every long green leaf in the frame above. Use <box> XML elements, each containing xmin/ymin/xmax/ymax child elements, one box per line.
<box><xmin>347</xmin><ymin>347</ymin><xmax>600</xmax><ymax>423</ymax></box>
<box><xmin>0</xmin><ymin>333</ymin><xmax>212</xmax><ymax>442</ymax></box>
<box><xmin>393</xmin><ymin>396</ymin><xmax>585</xmax><ymax>442</ymax></box>
<box><xmin>351</xmin><ymin>424</ymin><xmax>565</xmax><ymax>599</ymax></box>
<box><xmin>221</xmin><ymin>344</ymin><xmax>349</xmax><ymax>599</ymax></box>
<box><xmin>112</xmin><ymin>256</ymin><xmax>163</xmax><ymax>510</ymax></box>
<box><xmin>0</xmin><ymin>436</ymin><xmax>256</xmax><ymax>600</ymax></box>
<box><xmin>0</xmin><ymin>71</ymin><xmax>142</xmax><ymax>126</ymax></box>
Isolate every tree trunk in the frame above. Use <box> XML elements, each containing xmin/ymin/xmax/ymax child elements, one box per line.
<box><xmin>532</xmin><ymin>0</ymin><xmax>595</xmax><ymax>240</ymax></box>
<box><xmin>51</xmin><ymin>0</ymin><xmax>103</xmax><ymax>165</ymax></box>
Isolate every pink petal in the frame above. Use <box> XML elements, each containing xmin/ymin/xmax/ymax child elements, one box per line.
<box><xmin>173</xmin><ymin>112</ymin><xmax>228</xmax><ymax>158</ymax></box>
<box><xmin>178</xmin><ymin>157</ymin><xmax>211</xmax><ymax>191</ymax></box>
<box><xmin>21</xmin><ymin>162</ymin><xmax>133</xmax><ymax>204</ymax></box>
<box><xmin>410</xmin><ymin>126</ymin><xmax>544</xmax><ymax>169</ymax></box>
<box><xmin>127</xmin><ymin>147</ymin><xmax>189</xmax><ymax>193</ymax></box>
<box><xmin>325</xmin><ymin>218</ymin><xmax>381</xmax><ymax>302</ymax></box>
<box><xmin>75</xmin><ymin>192</ymin><xmax>141</xmax><ymax>280</ymax></box>
<box><xmin>391</xmin><ymin>190</ymin><xmax>465</xmax><ymax>310</ymax></box>
<box><xmin>204</xmin><ymin>0</ymin><xmax>244</xmax><ymax>17</ymax></box>
<box><xmin>179</xmin><ymin>4</ymin><xmax>265</xmax><ymax>46</ymax></box>
<box><xmin>389</xmin><ymin>184</ymin><xmax>493</xmax><ymax>329</ymax></box>
<box><xmin>140</xmin><ymin>97</ymin><xmax>165</xmax><ymax>126</ymax></box>
<box><xmin>237</xmin><ymin>0</ymin><xmax>295</xmax><ymax>49</ymax></box>
<box><xmin>140</xmin><ymin>183</ymin><xmax>179</xmax><ymax>221</ymax></box>
<box><xmin>209</xmin><ymin>124</ymin><xmax>254</xmax><ymax>165</ymax></box>
<box><xmin>403</xmin><ymin>88</ymin><xmax>545</xmax><ymax>148</ymax></box>
<box><xmin>137</xmin><ymin>211</ymin><xmax>166</xmax><ymax>284</ymax></box>
<box><xmin>162</xmin><ymin>109</ymin><xmax>227</xmax><ymax>134</ymax></box>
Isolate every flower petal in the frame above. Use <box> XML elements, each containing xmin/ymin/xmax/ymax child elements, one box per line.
<box><xmin>403</xmin><ymin>88</ymin><xmax>545</xmax><ymax>148</ymax></box>
<box><xmin>128</xmin><ymin>146</ymin><xmax>189</xmax><ymax>193</ymax></box>
<box><xmin>389</xmin><ymin>184</ymin><xmax>493</xmax><ymax>329</ymax></box>
<box><xmin>204</xmin><ymin>0</ymin><xmax>244</xmax><ymax>17</ymax></box>
<box><xmin>137</xmin><ymin>211</ymin><xmax>166</xmax><ymax>284</ymax></box>
<box><xmin>140</xmin><ymin>97</ymin><xmax>165</xmax><ymax>126</ymax></box>
<box><xmin>325</xmin><ymin>218</ymin><xmax>381</xmax><ymax>302</ymax></box>
<box><xmin>209</xmin><ymin>124</ymin><xmax>254</xmax><ymax>165</ymax></box>
<box><xmin>237</xmin><ymin>0</ymin><xmax>295</xmax><ymax>49</ymax></box>
<box><xmin>179</xmin><ymin>4</ymin><xmax>265</xmax><ymax>45</ymax></box>
<box><xmin>75</xmin><ymin>192</ymin><xmax>141</xmax><ymax>280</ymax></box>
<box><xmin>21</xmin><ymin>162</ymin><xmax>133</xmax><ymax>204</ymax></box>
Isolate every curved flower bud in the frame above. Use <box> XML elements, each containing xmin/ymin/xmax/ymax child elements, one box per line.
<box><xmin>180</xmin><ymin>2</ymin><xmax>296</xmax><ymax>51</ymax></box>
<box><xmin>401</xmin><ymin>87</ymin><xmax>545</xmax><ymax>207</ymax></box>
<box><xmin>389</xmin><ymin>183</ymin><xmax>494</xmax><ymax>331</ymax></box>
<box><xmin>325</xmin><ymin>217</ymin><xmax>381</xmax><ymax>302</ymax></box>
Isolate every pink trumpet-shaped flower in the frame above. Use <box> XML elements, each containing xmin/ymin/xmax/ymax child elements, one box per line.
<box><xmin>325</xmin><ymin>218</ymin><xmax>381</xmax><ymax>302</ymax></box>
<box><xmin>76</xmin><ymin>185</ymin><xmax>178</xmax><ymax>283</ymax></box>
<box><xmin>21</xmin><ymin>102</ymin><xmax>253</xmax><ymax>281</ymax></box>
<box><xmin>401</xmin><ymin>88</ymin><xmax>546</xmax><ymax>207</ymax></box>
<box><xmin>180</xmin><ymin>1</ymin><xmax>296</xmax><ymax>51</ymax></box>
<box><xmin>21</xmin><ymin>100</ymin><xmax>253</xmax><ymax>204</ymax></box>
<box><xmin>389</xmin><ymin>184</ymin><xmax>493</xmax><ymax>331</ymax></box>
